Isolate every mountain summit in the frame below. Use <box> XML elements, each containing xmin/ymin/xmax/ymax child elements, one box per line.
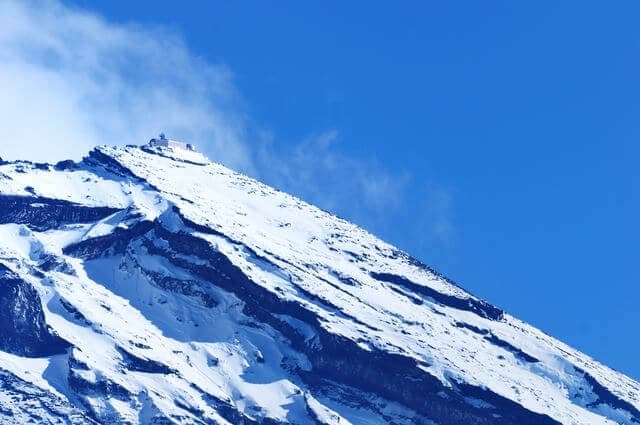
<box><xmin>0</xmin><ymin>143</ymin><xmax>637</xmax><ymax>425</ymax></box>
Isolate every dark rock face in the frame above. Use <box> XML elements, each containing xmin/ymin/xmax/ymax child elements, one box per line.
<box><xmin>0</xmin><ymin>195</ymin><xmax>120</xmax><ymax>231</ymax></box>
<box><xmin>0</xmin><ymin>368</ymin><xmax>97</xmax><ymax>424</ymax></box>
<box><xmin>162</xmin><ymin>229</ymin><xmax>554</xmax><ymax>424</ymax></box>
<box><xmin>54</xmin><ymin>159</ymin><xmax>78</xmax><ymax>171</ymax></box>
<box><xmin>84</xmin><ymin>148</ymin><xmax>160</xmax><ymax>192</ymax></box>
<box><xmin>63</xmin><ymin>220</ymin><xmax>154</xmax><ymax>258</ymax></box>
<box><xmin>65</xmin><ymin>214</ymin><xmax>557</xmax><ymax>425</ymax></box>
<box><xmin>2</xmin><ymin>147</ymin><xmax>637</xmax><ymax>424</ymax></box>
<box><xmin>117</xmin><ymin>347</ymin><xmax>176</xmax><ymax>374</ymax></box>
<box><xmin>578</xmin><ymin>367</ymin><xmax>640</xmax><ymax>419</ymax></box>
<box><xmin>370</xmin><ymin>272</ymin><xmax>504</xmax><ymax>321</ymax></box>
<box><xmin>0</xmin><ymin>265</ymin><xmax>70</xmax><ymax>357</ymax></box>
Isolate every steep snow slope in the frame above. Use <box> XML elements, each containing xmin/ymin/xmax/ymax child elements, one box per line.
<box><xmin>0</xmin><ymin>144</ymin><xmax>638</xmax><ymax>425</ymax></box>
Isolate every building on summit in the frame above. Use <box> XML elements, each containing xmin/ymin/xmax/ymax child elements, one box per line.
<box><xmin>148</xmin><ymin>133</ymin><xmax>195</xmax><ymax>151</ymax></box>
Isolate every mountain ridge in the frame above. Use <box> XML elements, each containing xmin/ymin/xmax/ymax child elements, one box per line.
<box><xmin>0</xmin><ymin>143</ymin><xmax>637</xmax><ymax>424</ymax></box>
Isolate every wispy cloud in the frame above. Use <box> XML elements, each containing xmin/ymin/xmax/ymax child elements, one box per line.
<box><xmin>254</xmin><ymin>130</ymin><xmax>408</xmax><ymax>224</ymax></box>
<box><xmin>421</xmin><ymin>182</ymin><xmax>456</xmax><ymax>248</ymax></box>
<box><xmin>0</xmin><ymin>0</ymin><xmax>456</xmax><ymax>257</ymax></box>
<box><xmin>0</xmin><ymin>0</ymin><xmax>252</xmax><ymax>169</ymax></box>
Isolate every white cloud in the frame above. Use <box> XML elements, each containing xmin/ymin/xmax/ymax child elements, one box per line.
<box><xmin>253</xmin><ymin>131</ymin><xmax>410</xmax><ymax>229</ymax></box>
<box><xmin>420</xmin><ymin>182</ymin><xmax>456</xmax><ymax>248</ymax></box>
<box><xmin>0</xmin><ymin>0</ymin><xmax>455</xmax><ymax>256</ymax></box>
<box><xmin>0</xmin><ymin>0</ymin><xmax>252</xmax><ymax>169</ymax></box>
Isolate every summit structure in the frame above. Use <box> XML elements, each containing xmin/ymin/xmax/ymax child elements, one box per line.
<box><xmin>148</xmin><ymin>133</ymin><xmax>195</xmax><ymax>151</ymax></box>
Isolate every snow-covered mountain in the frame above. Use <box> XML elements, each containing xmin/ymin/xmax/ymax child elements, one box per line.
<box><xmin>0</xmin><ymin>142</ymin><xmax>638</xmax><ymax>425</ymax></box>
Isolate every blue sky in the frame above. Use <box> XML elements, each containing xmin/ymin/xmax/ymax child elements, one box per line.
<box><xmin>4</xmin><ymin>1</ymin><xmax>639</xmax><ymax>379</ymax></box>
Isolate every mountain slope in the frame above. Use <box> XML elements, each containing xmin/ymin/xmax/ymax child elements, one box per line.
<box><xmin>0</xmin><ymin>144</ymin><xmax>638</xmax><ymax>425</ymax></box>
